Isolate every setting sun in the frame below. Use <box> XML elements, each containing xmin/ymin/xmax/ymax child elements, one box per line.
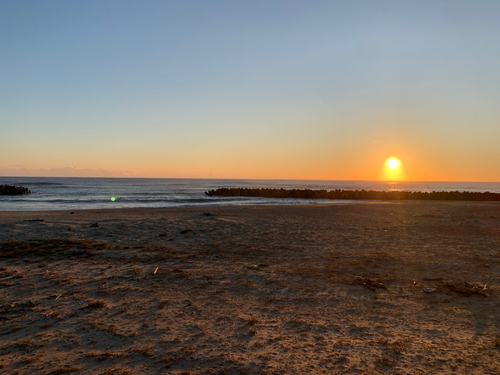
<box><xmin>381</xmin><ymin>157</ymin><xmax>405</xmax><ymax>181</ymax></box>
<box><xmin>388</xmin><ymin>159</ymin><xmax>399</xmax><ymax>169</ymax></box>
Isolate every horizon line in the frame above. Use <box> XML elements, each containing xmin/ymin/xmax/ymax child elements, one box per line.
<box><xmin>1</xmin><ymin>176</ymin><xmax>499</xmax><ymax>184</ymax></box>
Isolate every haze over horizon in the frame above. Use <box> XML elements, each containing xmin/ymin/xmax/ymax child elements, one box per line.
<box><xmin>2</xmin><ymin>1</ymin><xmax>500</xmax><ymax>182</ymax></box>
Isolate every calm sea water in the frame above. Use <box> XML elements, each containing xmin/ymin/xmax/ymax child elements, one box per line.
<box><xmin>1</xmin><ymin>177</ymin><xmax>499</xmax><ymax>211</ymax></box>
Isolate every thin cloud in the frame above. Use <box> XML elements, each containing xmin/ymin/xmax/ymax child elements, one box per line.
<box><xmin>0</xmin><ymin>167</ymin><xmax>130</xmax><ymax>178</ymax></box>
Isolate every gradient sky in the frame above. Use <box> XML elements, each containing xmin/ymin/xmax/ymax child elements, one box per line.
<box><xmin>1</xmin><ymin>0</ymin><xmax>499</xmax><ymax>181</ymax></box>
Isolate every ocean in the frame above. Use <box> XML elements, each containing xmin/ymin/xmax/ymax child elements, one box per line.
<box><xmin>1</xmin><ymin>177</ymin><xmax>499</xmax><ymax>211</ymax></box>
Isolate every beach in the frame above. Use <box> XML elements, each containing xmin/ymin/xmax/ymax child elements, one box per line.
<box><xmin>1</xmin><ymin>201</ymin><xmax>500</xmax><ymax>374</ymax></box>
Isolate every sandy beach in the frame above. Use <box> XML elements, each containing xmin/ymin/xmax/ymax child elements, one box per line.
<box><xmin>1</xmin><ymin>201</ymin><xmax>500</xmax><ymax>374</ymax></box>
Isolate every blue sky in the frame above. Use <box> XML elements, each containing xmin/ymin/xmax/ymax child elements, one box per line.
<box><xmin>1</xmin><ymin>0</ymin><xmax>499</xmax><ymax>180</ymax></box>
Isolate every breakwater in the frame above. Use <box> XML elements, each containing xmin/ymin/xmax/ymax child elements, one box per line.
<box><xmin>0</xmin><ymin>185</ymin><xmax>32</xmax><ymax>196</ymax></box>
<box><xmin>205</xmin><ymin>188</ymin><xmax>500</xmax><ymax>201</ymax></box>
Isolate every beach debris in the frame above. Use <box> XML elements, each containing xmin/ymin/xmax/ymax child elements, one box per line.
<box><xmin>89</xmin><ymin>222</ymin><xmax>99</xmax><ymax>227</ymax></box>
<box><xmin>55</xmin><ymin>294</ymin><xmax>62</xmax><ymax>301</ymax></box>
<box><xmin>352</xmin><ymin>276</ymin><xmax>387</xmax><ymax>291</ymax></box>
<box><xmin>158</xmin><ymin>233</ymin><xmax>168</xmax><ymax>237</ymax></box>
<box><xmin>180</xmin><ymin>229</ymin><xmax>192</xmax><ymax>234</ymax></box>
<box><xmin>23</xmin><ymin>219</ymin><xmax>44</xmax><ymax>222</ymax></box>
<box><xmin>445</xmin><ymin>280</ymin><xmax>489</xmax><ymax>297</ymax></box>
<box><xmin>420</xmin><ymin>278</ymin><xmax>491</xmax><ymax>297</ymax></box>
<box><xmin>70</xmin><ymin>212</ymin><xmax>74</xmax><ymax>214</ymax></box>
<box><xmin>87</xmin><ymin>300</ymin><xmax>106</xmax><ymax>308</ymax></box>
<box><xmin>154</xmin><ymin>267</ymin><xmax>158</xmax><ymax>275</ymax></box>
<box><xmin>202</xmin><ymin>212</ymin><xmax>213</xmax><ymax>216</ymax></box>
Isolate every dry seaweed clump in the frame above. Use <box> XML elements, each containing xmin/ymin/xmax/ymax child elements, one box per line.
<box><xmin>87</xmin><ymin>300</ymin><xmax>107</xmax><ymax>308</ymax></box>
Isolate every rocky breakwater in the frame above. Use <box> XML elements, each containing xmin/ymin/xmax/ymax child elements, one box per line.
<box><xmin>0</xmin><ymin>185</ymin><xmax>32</xmax><ymax>195</ymax></box>
<box><xmin>205</xmin><ymin>188</ymin><xmax>500</xmax><ymax>201</ymax></box>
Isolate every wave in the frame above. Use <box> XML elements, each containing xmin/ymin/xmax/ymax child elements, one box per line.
<box><xmin>2</xmin><ymin>178</ymin><xmax>500</xmax><ymax>211</ymax></box>
<box><xmin>13</xmin><ymin>182</ymin><xmax>65</xmax><ymax>186</ymax></box>
<box><xmin>7</xmin><ymin>196</ymin><xmax>242</xmax><ymax>204</ymax></box>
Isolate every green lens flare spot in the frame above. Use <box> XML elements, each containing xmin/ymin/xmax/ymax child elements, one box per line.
<box><xmin>111</xmin><ymin>197</ymin><xmax>116</xmax><ymax>202</ymax></box>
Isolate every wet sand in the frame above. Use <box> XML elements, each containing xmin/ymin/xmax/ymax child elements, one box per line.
<box><xmin>1</xmin><ymin>201</ymin><xmax>500</xmax><ymax>374</ymax></box>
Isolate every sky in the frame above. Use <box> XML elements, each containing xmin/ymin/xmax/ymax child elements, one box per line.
<box><xmin>1</xmin><ymin>0</ymin><xmax>499</xmax><ymax>181</ymax></box>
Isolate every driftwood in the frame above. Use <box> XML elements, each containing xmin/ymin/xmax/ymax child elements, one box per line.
<box><xmin>422</xmin><ymin>278</ymin><xmax>491</xmax><ymax>297</ymax></box>
<box><xmin>351</xmin><ymin>276</ymin><xmax>387</xmax><ymax>291</ymax></box>
<box><xmin>445</xmin><ymin>281</ymin><xmax>489</xmax><ymax>297</ymax></box>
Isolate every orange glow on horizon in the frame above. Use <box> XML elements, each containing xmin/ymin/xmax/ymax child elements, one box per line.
<box><xmin>381</xmin><ymin>157</ymin><xmax>405</xmax><ymax>181</ymax></box>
